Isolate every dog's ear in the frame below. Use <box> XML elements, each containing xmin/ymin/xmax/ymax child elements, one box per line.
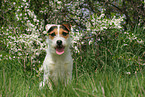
<box><xmin>45</xmin><ymin>24</ymin><xmax>57</xmax><ymax>31</ymax></box>
<box><xmin>62</xmin><ymin>24</ymin><xmax>71</xmax><ymax>32</ymax></box>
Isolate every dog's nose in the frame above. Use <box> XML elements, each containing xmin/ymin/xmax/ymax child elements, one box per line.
<box><xmin>57</xmin><ymin>40</ymin><xmax>62</xmax><ymax>46</ymax></box>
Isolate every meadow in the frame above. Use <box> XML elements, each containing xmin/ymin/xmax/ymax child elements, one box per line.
<box><xmin>0</xmin><ymin>56</ymin><xmax>145</xmax><ymax>97</ymax></box>
<box><xmin>0</xmin><ymin>27</ymin><xmax>145</xmax><ymax>97</ymax></box>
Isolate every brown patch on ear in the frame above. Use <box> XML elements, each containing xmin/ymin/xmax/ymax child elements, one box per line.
<box><xmin>62</xmin><ymin>24</ymin><xmax>71</xmax><ymax>31</ymax></box>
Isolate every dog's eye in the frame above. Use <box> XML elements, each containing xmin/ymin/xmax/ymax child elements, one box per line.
<box><xmin>49</xmin><ymin>32</ymin><xmax>56</xmax><ymax>37</ymax></box>
<box><xmin>62</xmin><ymin>32</ymin><xmax>68</xmax><ymax>36</ymax></box>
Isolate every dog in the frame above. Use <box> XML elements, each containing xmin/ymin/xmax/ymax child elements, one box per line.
<box><xmin>39</xmin><ymin>24</ymin><xmax>73</xmax><ymax>89</ymax></box>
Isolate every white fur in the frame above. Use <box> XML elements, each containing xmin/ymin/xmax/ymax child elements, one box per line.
<box><xmin>39</xmin><ymin>24</ymin><xmax>73</xmax><ymax>89</ymax></box>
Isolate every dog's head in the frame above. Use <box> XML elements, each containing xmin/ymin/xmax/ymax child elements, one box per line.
<box><xmin>46</xmin><ymin>24</ymin><xmax>71</xmax><ymax>55</ymax></box>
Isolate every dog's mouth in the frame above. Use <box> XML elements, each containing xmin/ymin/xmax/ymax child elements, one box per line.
<box><xmin>55</xmin><ymin>45</ymin><xmax>65</xmax><ymax>55</ymax></box>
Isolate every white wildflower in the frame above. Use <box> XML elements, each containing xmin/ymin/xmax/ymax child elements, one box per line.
<box><xmin>126</xmin><ymin>72</ymin><xmax>131</xmax><ymax>74</ymax></box>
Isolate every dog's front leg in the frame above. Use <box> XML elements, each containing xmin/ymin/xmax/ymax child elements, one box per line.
<box><xmin>64</xmin><ymin>64</ymin><xmax>72</xmax><ymax>86</ymax></box>
<box><xmin>39</xmin><ymin>72</ymin><xmax>53</xmax><ymax>90</ymax></box>
<box><xmin>39</xmin><ymin>72</ymin><xmax>48</xmax><ymax>88</ymax></box>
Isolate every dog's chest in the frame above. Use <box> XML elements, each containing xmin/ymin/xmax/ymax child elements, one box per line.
<box><xmin>53</xmin><ymin>58</ymin><xmax>68</xmax><ymax>71</ymax></box>
<box><xmin>48</xmin><ymin>54</ymin><xmax>72</xmax><ymax>77</ymax></box>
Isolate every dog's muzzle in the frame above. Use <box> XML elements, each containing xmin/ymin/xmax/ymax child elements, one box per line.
<box><xmin>55</xmin><ymin>40</ymin><xmax>65</xmax><ymax>55</ymax></box>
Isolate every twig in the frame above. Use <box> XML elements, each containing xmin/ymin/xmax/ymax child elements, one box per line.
<box><xmin>100</xmin><ymin>82</ymin><xmax>105</xmax><ymax>97</ymax></box>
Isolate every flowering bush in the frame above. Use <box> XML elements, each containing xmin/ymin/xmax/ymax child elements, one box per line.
<box><xmin>1</xmin><ymin>0</ymin><xmax>46</xmax><ymax>71</ymax></box>
<box><xmin>70</xmin><ymin>8</ymin><xmax>125</xmax><ymax>53</ymax></box>
<box><xmin>86</xmin><ymin>9</ymin><xmax>124</xmax><ymax>32</ymax></box>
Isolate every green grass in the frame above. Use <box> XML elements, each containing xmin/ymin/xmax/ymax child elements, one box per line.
<box><xmin>0</xmin><ymin>59</ymin><xmax>145</xmax><ymax>97</ymax></box>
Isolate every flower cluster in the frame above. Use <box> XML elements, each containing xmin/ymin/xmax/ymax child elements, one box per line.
<box><xmin>124</xmin><ymin>32</ymin><xmax>144</xmax><ymax>44</ymax></box>
<box><xmin>86</xmin><ymin>9</ymin><xmax>124</xmax><ymax>34</ymax></box>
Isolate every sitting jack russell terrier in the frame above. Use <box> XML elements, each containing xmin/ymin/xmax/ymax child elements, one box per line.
<box><xmin>39</xmin><ymin>24</ymin><xmax>73</xmax><ymax>89</ymax></box>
